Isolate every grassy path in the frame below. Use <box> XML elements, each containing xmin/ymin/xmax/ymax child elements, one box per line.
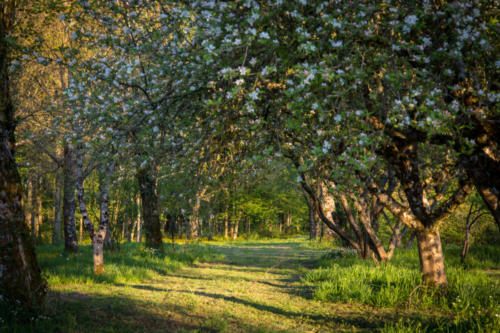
<box><xmin>40</xmin><ymin>239</ymin><xmax>405</xmax><ymax>332</ymax></box>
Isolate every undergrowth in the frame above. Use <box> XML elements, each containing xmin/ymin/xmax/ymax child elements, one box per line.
<box><xmin>304</xmin><ymin>246</ymin><xmax>500</xmax><ymax>332</ymax></box>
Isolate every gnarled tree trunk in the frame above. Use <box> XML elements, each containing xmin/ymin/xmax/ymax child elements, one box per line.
<box><xmin>0</xmin><ymin>4</ymin><xmax>46</xmax><ymax>312</ymax></box>
<box><xmin>377</xmin><ymin>139</ymin><xmax>473</xmax><ymax>286</ymax></box>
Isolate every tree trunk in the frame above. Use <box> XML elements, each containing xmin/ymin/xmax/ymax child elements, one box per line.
<box><xmin>63</xmin><ymin>145</ymin><xmax>78</xmax><ymax>252</ymax></box>
<box><xmin>52</xmin><ymin>167</ymin><xmax>63</xmax><ymax>244</ymax></box>
<box><xmin>0</xmin><ymin>127</ymin><xmax>46</xmax><ymax>313</ymax></box>
<box><xmin>232</xmin><ymin>218</ymin><xmax>239</xmax><ymax>240</ymax></box>
<box><xmin>476</xmin><ymin>185</ymin><xmax>499</xmax><ymax>232</ymax></box>
<box><xmin>208</xmin><ymin>217</ymin><xmax>213</xmax><ymax>240</ymax></box>
<box><xmin>136</xmin><ymin>168</ymin><xmax>162</xmax><ymax>249</ymax></box>
<box><xmin>75</xmin><ymin>146</ymin><xmax>112</xmax><ymax>275</ymax></box>
<box><xmin>30</xmin><ymin>172</ymin><xmax>38</xmax><ymax>243</ymax></box>
<box><xmin>416</xmin><ymin>229</ymin><xmax>447</xmax><ymax>287</ymax></box>
<box><xmin>130</xmin><ymin>218</ymin><xmax>137</xmax><ymax>242</ymax></box>
<box><xmin>405</xmin><ymin>232</ymin><xmax>416</xmax><ymax>249</ymax></box>
<box><xmin>186</xmin><ymin>216</ymin><xmax>198</xmax><ymax>240</ymax></box>
<box><xmin>107</xmin><ymin>195</ymin><xmax>120</xmax><ymax>248</ymax></box>
<box><xmin>461</xmin><ymin>228</ymin><xmax>471</xmax><ymax>263</ymax></box>
<box><xmin>459</xmin><ymin>121</ymin><xmax>500</xmax><ymax>232</ymax></box>
<box><xmin>35</xmin><ymin>170</ymin><xmax>42</xmax><ymax>244</ymax></box>
<box><xmin>377</xmin><ymin>138</ymin><xmax>472</xmax><ymax>286</ymax></box>
<box><xmin>96</xmin><ymin>164</ymin><xmax>112</xmax><ymax>273</ymax></box>
<box><xmin>305</xmin><ymin>194</ymin><xmax>319</xmax><ymax>240</ymax></box>
<box><xmin>224</xmin><ymin>211</ymin><xmax>229</xmax><ymax>239</ymax></box>
<box><xmin>229</xmin><ymin>219</ymin><xmax>234</xmax><ymax>239</ymax></box>
<box><xmin>0</xmin><ymin>8</ymin><xmax>46</xmax><ymax>311</ymax></box>
<box><xmin>137</xmin><ymin>217</ymin><xmax>142</xmax><ymax>242</ymax></box>
<box><xmin>79</xmin><ymin>217</ymin><xmax>83</xmax><ymax>243</ymax></box>
<box><xmin>135</xmin><ymin>194</ymin><xmax>142</xmax><ymax>242</ymax></box>
<box><xmin>25</xmin><ymin>171</ymin><xmax>32</xmax><ymax>231</ymax></box>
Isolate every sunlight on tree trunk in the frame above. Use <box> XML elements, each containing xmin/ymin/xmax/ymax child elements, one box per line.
<box><xmin>416</xmin><ymin>230</ymin><xmax>447</xmax><ymax>287</ymax></box>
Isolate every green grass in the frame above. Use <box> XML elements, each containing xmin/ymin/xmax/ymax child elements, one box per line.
<box><xmin>304</xmin><ymin>245</ymin><xmax>500</xmax><ymax>332</ymax></box>
<box><xmin>37</xmin><ymin>242</ymin><xmax>224</xmax><ymax>286</ymax></box>
<box><xmin>1</xmin><ymin>237</ymin><xmax>499</xmax><ymax>332</ymax></box>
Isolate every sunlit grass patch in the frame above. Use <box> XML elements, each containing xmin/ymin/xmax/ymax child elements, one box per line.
<box><xmin>37</xmin><ymin>242</ymin><xmax>224</xmax><ymax>286</ymax></box>
<box><xmin>304</xmin><ymin>245</ymin><xmax>500</xmax><ymax>331</ymax></box>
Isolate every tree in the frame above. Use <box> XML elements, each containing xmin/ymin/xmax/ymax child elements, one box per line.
<box><xmin>0</xmin><ymin>0</ymin><xmax>46</xmax><ymax>315</ymax></box>
<box><xmin>190</xmin><ymin>0</ymin><xmax>498</xmax><ymax>286</ymax></box>
<box><xmin>74</xmin><ymin>138</ymin><xmax>115</xmax><ymax>274</ymax></box>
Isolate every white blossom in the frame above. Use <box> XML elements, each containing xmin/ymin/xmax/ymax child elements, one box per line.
<box><xmin>404</xmin><ymin>15</ymin><xmax>418</xmax><ymax>26</ymax></box>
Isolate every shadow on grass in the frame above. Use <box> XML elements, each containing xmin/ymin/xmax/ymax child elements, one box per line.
<box><xmin>8</xmin><ymin>289</ymin><xmax>343</xmax><ymax>333</ymax></box>
<box><xmin>4</xmin><ymin>291</ymin><xmax>201</xmax><ymax>333</ymax></box>
<box><xmin>108</xmin><ymin>284</ymin><xmax>388</xmax><ymax>330</ymax></box>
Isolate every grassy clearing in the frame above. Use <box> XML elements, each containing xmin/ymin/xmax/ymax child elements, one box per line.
<box><xmin>1</xmin><ymin>237</ymin><xmax>499</xmax><ymax>332</ymax></box>
<box><xmin>304</xmin><ymin>245</ymin><xmax>500</xmax><ymax>332</ymax></box>
<box><xmin>37</xmin><ymin>242</ymin><xmax>224</xmax><ymax>285</ymax></box>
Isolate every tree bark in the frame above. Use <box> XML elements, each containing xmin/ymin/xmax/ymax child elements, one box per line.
<box><xmin>135</xmin><ymin>194</ymin><xmax>142</xmax><ymax>242</ymax></box>
<box><xmin>130</xmin><ymin>217</ymin><xmax>137</xmax><ymax>242</ymax></box>
<box><xmin>30</xmin><ymin>171</ymin><xmax>39</xmax><ymax>243</ymax></box>
<box><xmin>304</xmin><ymin>193</ymin><xmax>319</xmax><ymax>240</ymax></box>
<box><xmin>232</xmin><ymin>218</ymin><xmax>239</xmax><ymax>240</ymax></box>
<box><xmin>0</xmin><ymin>3</ymin><xmax>46</xmax><ymax>311</ymax></box>
<box><xmin>96</xmin><ymin>163</ymin><xmax>112</xmax><ymax>273</ymax></box>
<box><xmin>75</xmin><ymin>146</ymin><xmax>112</xmax><ymax>274</ymax></box>
<box><xmin>78</xmin><ymin>217</ymin><xmax>83</xmax><ymax>243</ymax></box>
<box><xmin>461</xmin><ymin>228</ymin><xmax>470</xmax><ymax>263</ymax></box>
<box><xmin>208</xmin><ymin>216</ymin><xmax>213</xmax><ymax>240</ymax></box>
<box><xmin>376</xmin><ymin>136</ymin><xmax>473</xmax><ymax>286</ymax></box>
<box><xmin>34</xmin><ymin>170</ymin><xmax>42</xmax><ymax>244</ymax></box>
<box><xmin>136</xmin><ymin>168</ymin><xmax>162</xmax><ymax>249</ymax></box>
<box><xmin>63</xmin><ymin>145</ymin><xmax>78</xmax><ymax>252</ymax></box>
<box><xmin>224</xmin><ymin>210</ymin><xmax>229</xmax><ymax>239</ymax></box>
<box><xmin>52</xmin><ymin>167</ymin><xmax>63</xmax><ymax>244</ymax></box>
<box><xmin>458</xmin><ymin>115</ymin><xmax>500</xmax><ymax>231</ymax></box>
<box><xmin>0</xmin><ymin>129</ymin><xmax>46</xmax><ymax>312</ymax></box>
<box><xmin>25</xmin><ymin>172</ymin><xmax>32</xmax><ymax>230</ymax></box>
<box><xmin>416</xmin><ymin>229</ymin><xmax>447</xmax><ymax>287</ymax></box>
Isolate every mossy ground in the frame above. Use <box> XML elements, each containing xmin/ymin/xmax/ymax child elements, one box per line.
<box><xmin>1</xmin><ymin>237</ymin><xmax>499</xmax><ymax>332</ymax></box>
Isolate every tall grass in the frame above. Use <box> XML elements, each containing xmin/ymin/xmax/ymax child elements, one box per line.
<box><xmin>304</xmin><ymin>246</ymin><xmax>500</xmax><ymax>332</ymax></box>
<box><xmin>37</xmin><ymin>242</ymin><xmax>224</xmax><ymax>286</ymax></box>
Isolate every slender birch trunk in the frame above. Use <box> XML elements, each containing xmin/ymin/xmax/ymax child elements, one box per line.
<box><xmin>135</xmin><ymin>194</ymin><xmax>141</xmax><ymax>242</ymax></box>
<box><xmin>75</xmin><ymin>146</ymin><xmax>114</xmax><ymax>274</ymax></box>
